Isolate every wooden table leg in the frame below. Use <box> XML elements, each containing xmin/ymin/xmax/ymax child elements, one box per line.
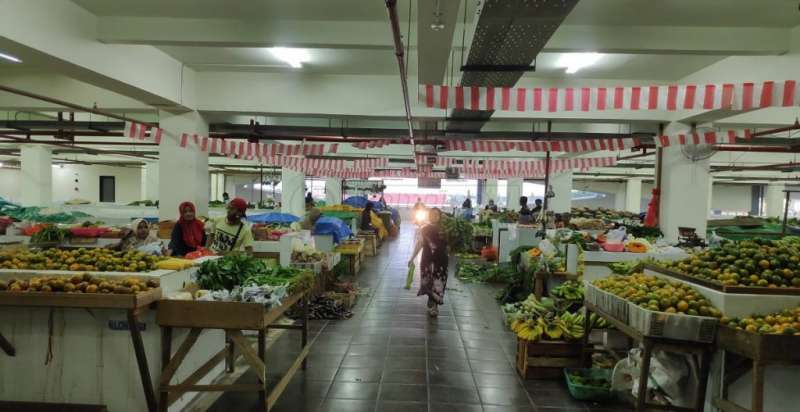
<box><xmin>159</xmin><ymin>326</ymin><xmax>172</xmax><ymax>412</ymax></box>
<box><xmin>128</xmin><ymin>310</ymin><xmax>158</xmax><ymax>412</ymax></box>
<box><xmin>225</xmin><ymin>330</ymin><xmax>236</xmax><ymax>373</ymax></box>
<box><xmin>752</xmin><ymin>362</ymin><xmax>765</xmax><ymax>412</ymax></box>
<box><xmin>0</xmin><ymin>331</ymin><xmax>15</xmax><ymax>356</ymax></box>
<box><xmin>258</xmin><ymin>329</ymin><xmax>267</xmax><ymax>410</ymax></box>
<box><xmin>302</xmin><ymin>295</ymin><xmax>309</xmax><ymax>370</ymax></box>
<box><xmin>636</xmin><ymin>340</ymin><xmax>653</xmax><ymax>412</ymax></box>
<box><xmin>695</xmin><ymin>346</ymin><xmax>713</xmax><ymax>412</ymax></box>
<box><xmin>581</xmin><ymin>307</ymin><xmax>593</xmax><ymax>368</ymax></box>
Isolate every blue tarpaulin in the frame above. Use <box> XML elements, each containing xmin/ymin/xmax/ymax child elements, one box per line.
<box><xmin>343</xmin><ymin>196</ymin><xmax>384</xmax><ymax>211</ymax></box>
<box><xmin>247</xmin><ymin>212</ymin><xmax>300</xmax><ymax>224</ymax></box>
<box><xmin>313</xmin><ymin>216</ymin><xmax>353</xmax><ymax>244</ymax></box>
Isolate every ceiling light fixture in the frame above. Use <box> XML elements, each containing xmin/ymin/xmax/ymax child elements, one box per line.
<box><xmin>268</xmin><ymin>47</ymin><xmax>310</xmax><ymax>68</ymax></box>
<box><xmin>556</xmin><ymin>52</ymin><xmax>602</xmax><ymax>74</ymax></box>
<box><xmin>0</xmin><ymin>52</ymin><xmax>22</xmax><ymax>63</ymax></box>
<box><xmin>430</xmin><ymin>0</ymin><xmax>445</xmax><ymax>31</ymax></box>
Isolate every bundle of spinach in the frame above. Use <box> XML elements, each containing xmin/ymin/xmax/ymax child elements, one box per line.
<box><xmin>195</xmin><ymin>254</ymin><xmax>273</xmax><ymax>291</ymax></box>
<box><xmin>457</xmin><ymin>262</ymin><xmax>519</xmax><ymax>284</ymax></box>
<box><xmin>441</xmin><ymin>216</ymin><xmax>474</xmax><ymax>253</ymax></box>
<box><xmin>244</xmin><ymin>266</ymin><xmax>315</xmax><ymax>294</ymax></box>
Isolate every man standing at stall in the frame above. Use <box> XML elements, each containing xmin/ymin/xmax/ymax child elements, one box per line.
<box><xmin>207</xmin><ymin>197</ymin><xmax>254</xmax><ymax>255</ymax></box>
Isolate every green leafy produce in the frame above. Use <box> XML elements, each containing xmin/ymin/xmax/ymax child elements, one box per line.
<box><xmin>624</xmin><ymin>224</ymin><xmax>662</xmax><ymax>239</ymax></box>
<box><xmin>441</xmin><ymin>215</ymin><xmax>474</xmax><ymax>253</ymax></box>
<box><xmin>457</xmin><ymin>262</ymin><xmax>518</xmax><ymax>283</ymax></box>
<box><xmin>30</xmin><ymin>225</ymin><xmax>68</xmax><ymax>244</ymax></box>
<box><xmin>568</xmin><ymin>370</ymin><xmax>612</xmax><ymax>389</ymax></box>
<box><xmin>608</xmin><ymin>260</ymin><xmax>642</xmax><ymax>275</ymax></box>
<box><xmin>196</xmin><ymin>254</ymin><xmax>313</xmax><ymax>293</ymax></box>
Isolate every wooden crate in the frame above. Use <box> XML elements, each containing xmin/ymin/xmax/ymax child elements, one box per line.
<box><xmin>516</xmin><ymin>339</ymin><xmax>583</xmax><ymax>379</ymax></box>
<box><xmin>158</xmin><ymin>220</ymin><xmax>175</xmax><ymax>240</ymax></box>
<box><xmin>717</xmin><ymin>326</ymin><xmax>800</xmax><ymax>363</ymax></box>
<box><xmin>0</xmin><ymin>284</ymin><xmax>161</xmax><ymax>310</ymax></box>
<box><xmin>357</xmin><ymin>232</ymin><xmax>378</xmax><ymax>257</ymax></box>
<box><xmin>0</xmin><ymin>401</ymin><xmax>108</xmax><ymax>412</ymax></box>
<box><xmin>324</xmin><ymin>290</ymin><xmax>358</xmax><ymax>309</ymax></box>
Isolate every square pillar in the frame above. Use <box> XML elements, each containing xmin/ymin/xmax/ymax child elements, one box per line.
<box><xmin>210</xmin><ymin>173</ymin><xmax>225</xmax><ymax>202</ymax></box>
<box><xmin>549</xmin><ymin>172</ymin><xmax>573</xmax><ymax>213</ymax></box>
<box><xmin>140</xmin><ymin>161</ymin><xmax>159</xmax><ymax>201</ymax></box>
<box><xmin>506</xmin><ymin>178</ymin><xmax>523</xmax><ymax>210</ymax></box>
<box><xmin>281</xmin><ymin>168</ymin><xmax>305</xmax><ymax>217</ymax></box>
<box><xmin>658</xmin><ymin>124</ymin><xmax>711</xmax><ymax>242</ymax></box>
<box><xmin>765</xmin><ymin>183</ymin><xmax>786</xmax><ymax>218</ymax></box>
<box><xmin>20</xmin><ymin>145</ymin><xmax>52</xmax><ymax>206</ymax></box>
<box><xmin>482</xmin><ymin>179</ymin><xmax>499</xmax><ymax>207</ymax></box>
<box><xmin>158</xmin><ymin>111</ymin><xmax>209</xmax><ymax>220</ymax></box>
<box><xmin>325</xmin><ymin>178</ymin><xmax>342</xmax><ymax>205</ymax></box>
<box><xmin>625</xmin><ymin>178</ymin><xmax>642</xmax><ymax>213</ymax></box>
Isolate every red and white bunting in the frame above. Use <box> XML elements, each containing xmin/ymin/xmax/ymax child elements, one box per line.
<box><xmin>653</xmin><ymin>129</ymin><xmax>748</xmax><ymax>148</ymax></box>
<box><xmin>352</xmin><ymin>158</ymin><xmax>388</xmax><ymax>168</ymax></box>
<box><xmin>351</xmin><ymin>140</ymin><xmax>396</xmax><ymax>149</ymax></box>
<box><xmin>422</xmin><ymin>81</ymin><xmax>800</xmax><ymax>113</ymax></box>
<box><xmin>123</xmin><ymin>121</ymin><xmax>163</xmax><ymax>144</ymax></box>
<box><xmin>443</xmin><ymin>138</ymin><xmax>641</xmax><ymax>153</ymax></box>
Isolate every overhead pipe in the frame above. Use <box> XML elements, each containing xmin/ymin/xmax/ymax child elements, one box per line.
<box><xmin>750</xmin><ymin>119</ymin><xmax>800</xmax><ymax>138</ymax></box>
<box><xmin>0</xmin><ymin>134</ymin><xmax>157</xmax><ymax>160</ymax></box>
<box><xmin>385</xmin><ymin>0</ymin><xmax>415</xmax><ymax>148</ymax></box>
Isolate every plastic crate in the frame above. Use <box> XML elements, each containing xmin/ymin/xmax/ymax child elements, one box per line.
<box><xmin>627</xmin><ymin>303</ymin><xmax>719</xmax><ymax>343</ymax></box>
<box><xmin>584</xmin><ymin>281</ymin><xmax>630</xmax><ymax>324</ymax></box>
<box><xmin>564</xmin><ymin>368</ymin><xmax>614</xmax><ymax>401</ymax></box>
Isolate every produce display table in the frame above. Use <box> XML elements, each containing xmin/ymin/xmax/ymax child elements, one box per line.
<box><xmin>156</xmin><ymin>291</ymin><xmax>311</xmax><ymax>412</ymax></box>
<box><xmin>0</xmin><ymin>234</ymin><xmax>119</xmax><ymax>248</ymax></box>
<box><xmin>582</xmin><ymin>250</ymin><xmax>688</xmax><ymax>281</ymax></box>
<box><xmin>714</xmin><ymin>327</ymin><xmax>800</xmax><ymax>412</ymax></box>
<box><xmin>0</xmin><ymin>280</ymin><xmax>163</xmax><ymax>412</ymax></box>
<box><xmin>0</xmin><ymin>267</ymin><xmax>221</xmax><ymax>412</ymax></box>
<box><xmin>584</xmin><ymin>302</ymin><xmax>714</xmax><ymax>412</ymax></box>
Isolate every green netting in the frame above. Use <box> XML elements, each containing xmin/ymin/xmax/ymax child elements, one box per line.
<box><xmin>708</xmin><ymin>223</ymin><xmax>797</xmax><ymax>240</ymax></box>
<box><xmin>0</xmin><ymin>198</ymin><xmax>93</xmax><ymax>224</ymax></box>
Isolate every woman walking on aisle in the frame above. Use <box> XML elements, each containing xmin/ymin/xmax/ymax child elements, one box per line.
<box><xmin>408</xmin><ymin>208</ymin><xmax>448</xmax><ymax>317</ymax></box>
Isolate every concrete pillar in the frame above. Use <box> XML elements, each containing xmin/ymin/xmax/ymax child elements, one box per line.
<box><xmin>158</xmin><ymin>111</ymin><xmax>209</xmax><ymax>221</ymax></box>
<box><xmin>658</xmin><ymin>124</ymin><xmax>711</xmax><ymax>243</ymax></box>
<box><xmin>613</xmin><ymin>183</ymin><xmax>626</xmax><ymax>211</ymax></box>
<box><xmin>550</xmin><ymin>171</ymin><xmax>573</xmax><ymax>213</ymax></box>
<box><xmin>210</xmin><ymin>173</ymin><xmax>225</xmax><ymax>202</ymax></box>
<box><xmin>483</xmin><ymin>179</ymin><xmax>499</xmax><ymax>206</ymax></box>
<box><xmin>20</xmin><ymin>145</ymin><xmax>52</xmax><ymax>206</ymax></box>
<box><xmin>140</xmin><ymin>162</ymin><xmax>159</xmax><ymax>201</ymax></box>
<box><xmin>506</xmin><ymin>178</ymin><xmax>523</xmax><ymax>210</ymax></box>
<box><xmin>765</xmin><ymin>183</ymin><xmax>786</xmax><ymax>218</ymax></box>
<box><xmin>707</xmin><ymin>176</ymin><xmax>715</xmax><ymax>216</ymax></box>
<box><xmin>625</xmin><ymin>178</ymin><xmax>642</xmax><ymax>213</ymax></box>
<box><xmin>281</xmin><ymin>168</ymin><xmax>305</xmax><ymax>217</ymax></box>
<box><xmin>324</xmin><ymin>178</ymin><xmax>342</xmax><ymax>205</ymax></box>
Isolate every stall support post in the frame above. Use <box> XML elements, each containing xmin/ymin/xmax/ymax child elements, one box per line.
<box><xmin>128</xmin><ymin>309</ymin><xmax>158</xmax><ymax>412</ymax></box>
<box><xmin>20</xmin><ymin>145</ymin><xmax>52</xmax><ymax>206</ymax></box>
<box><xmin>158</xmin><ymin>111</ymin><xmax>210</xmax><ymax>220</ymax></box>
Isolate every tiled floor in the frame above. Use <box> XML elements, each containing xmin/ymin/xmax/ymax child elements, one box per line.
<box><xmin>208</xmin><ymin>225</ymin><xmax>631</xmax><ymax>412</ymax></box>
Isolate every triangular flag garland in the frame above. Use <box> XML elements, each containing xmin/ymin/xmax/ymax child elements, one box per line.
<box><xmin>421</xmin><ymin>80</ymin><xmax>799</xmax><ymax>113</ymax></box>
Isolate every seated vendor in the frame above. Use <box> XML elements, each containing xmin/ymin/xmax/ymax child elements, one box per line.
<box><xmin>111</xmin><ymin>219</ymin><xmax>163</xmax><ymax>254</ymax></box>
<box><xmin>206</xmin><ymin>197</ymin><xmax>254</xmax><ymax>255</ymax></box>
<box><xmin>168</xmin><ymin>201</ymin><xmax>206</xmax><ymax>257</ymax></box>
<box><xmin>298</xmin><ymin>207</ymin><xmax>322</xmax><ymax>231</ymax></box>
<box><xmin>360</xmin><ymin>202</ymin><xmax>375</xmax><ymax>232</ymax></box>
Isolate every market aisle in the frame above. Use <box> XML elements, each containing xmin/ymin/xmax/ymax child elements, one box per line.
<box><xmin>208</xmin><ymin>223</ymin><xmax>627</xmax><ymax>412</ymax></box>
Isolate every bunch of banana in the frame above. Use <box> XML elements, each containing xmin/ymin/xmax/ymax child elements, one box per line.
<box><xmin>557</xmin><ymin>312</ymin><xmax>586</xmax><ymax>340</ymax></box>
<box><xmin>551</xmin><ymin>280</ymin><xmax>584</xmax><ymax>300</ymax></box>
<box><xmin>589</xmin><ymin>313</ymin><xmax>610</xmax><ymax>329</ymax></box>
<box><xmin>514</xmin><ymin>318</ymin><xmax>545</xmax><ymax>341</ymax></box>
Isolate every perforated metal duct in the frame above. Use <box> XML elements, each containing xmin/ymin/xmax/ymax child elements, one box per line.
<box><xmin>447</xmin><ymin>0</ymin><xmax>580</xmax><ymax>132</ymax></box>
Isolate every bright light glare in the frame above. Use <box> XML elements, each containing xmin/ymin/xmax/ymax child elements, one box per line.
<box><xmin>269</xmin><ymin>47</ymin><xmax>310</xmax><ymax>68</ymax></box>
<box><xmin>0</xmin><ymin>52</ymin><xmax>21</xmax><ymax>63</ymax></box>
<box><xmin>556</xmin><ymin>53</ymin><xmax>602</xmax><ymax>74</ymax></box>
<box><xmin>415</xmin><ymin>209</ymin><xmax>428</xmax><ymax>223</ymax></box>
<box><xmin>0</xmin><ymin>162</ymin><xmax>4</xmax><ymax>168</ymax></box>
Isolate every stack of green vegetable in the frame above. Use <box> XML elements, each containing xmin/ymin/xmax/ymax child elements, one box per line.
<box><xmin>550</xmin><ymin>280</ymin><xmax>584</xmax><ymax>301</ymax></box>
<box><xmin>195</xmin><ymin>254</ymin><xmax>314</xmax><ymax>294</ymax></box>
<box><xmin>457</xmin><ymin>262</ymin><xmax>519</xmax><ymax>283</ymax></box>
<box><xmin>30</xmin><ymin>225</ymin><xmax>69</xmax><ymax>245</ymax></box>
<box><xmin>441</xmin><ymin>215</ymin><xmax>474</xmax><ymax>253</ymax></box>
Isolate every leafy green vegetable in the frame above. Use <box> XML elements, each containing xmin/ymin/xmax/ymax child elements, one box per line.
<box><xmin>509</xmin><ymin>245</ymin><xmax>537</xmax><ymax>267</ymax></box>
<box><xmin>457</xmin><ymin>262</ymin><xmax>519</xmax><ymax>283</ymax></box>
<box><xmin>441</xmin><ymin>216</ymin><xmax>474</xmax><ymax>253</ymax></box>
<box><xmin>195</xmin><ymin>254</ymin><xmax>312</xmax><ymax>293</ymax></box>
<box><xmin>31</xmin><ymin>225</ymin><xmax>69</xmax><ymax>244</ymax></box>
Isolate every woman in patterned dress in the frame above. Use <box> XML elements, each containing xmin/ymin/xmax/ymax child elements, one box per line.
<box><xmin>408</xmin><ymin>208</ymin><xmax>448</xmax><ymax>317</ymax></box>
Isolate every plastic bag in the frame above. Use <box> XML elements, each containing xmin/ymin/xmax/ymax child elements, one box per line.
<box><xmin>538</xmin><ymin>239</ymin><xmax>557</xmax><ymax>257</ymax></box>
<box><xmin>405</xmin><ymin>263</ymin><xmax>415</xmax><ymax>290</ymax></box>
<box><xmin>136</xmin><ymin>241</ymin><xmax>164</xmax><ymax>256</ymax></box>
<box><xmin>708</xmin><ymin>231</ymin><xmax>726</xmax><ymax>249</ymax></box>
<box><xmin>185</xmin><ymin>247</ymin><xmax>214</xmax><ymax>260</ymax></box>
<box><xmin>606</xmin><ymin>226</ymin><xmax>627</xmax><ymax>244</ymax></box>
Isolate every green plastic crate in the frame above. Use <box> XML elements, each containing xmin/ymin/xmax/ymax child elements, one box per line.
<box><xmin>564</xmin><ymin>368</ymin><xmax>614</xmax><ymax>401</ymax></box>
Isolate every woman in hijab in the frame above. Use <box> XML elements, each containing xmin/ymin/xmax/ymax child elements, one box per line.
<box><xmin>408</xmin><ymin>208</ymin><xmax>448</xmax><ymax>317</ymax></box>
<box><xmin>112</xmin><ymin>218</ymin><xmax>161</xmax><ymax>252</ymax></box>
<box><xmin>168</xmin><ymin>201</ymin><xmax>206</xmax><ymax>257</ymax></box>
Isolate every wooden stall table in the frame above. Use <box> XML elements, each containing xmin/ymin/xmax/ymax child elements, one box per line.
<box><xmin>583</xmin><ymin>302</ymin><xmax>714</xmax><ymax>412</ymax></box>
<box><xmin>713</xmin><ymin>327</ymin><xmax>800</xmax><ymax>412</ymax></box>
<box><xmin>0</xmin><ymin>285</ymin><xmax>162</xmax><ymax>412</ymax></box>
<box><xmin>156</xmin><ymin>291</ymin><xmax>311</xmax><ymax>412</ymax></box>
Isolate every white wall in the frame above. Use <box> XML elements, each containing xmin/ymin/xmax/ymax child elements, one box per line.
<box><xmin>711</xmin><ymin>184</ymin><xmax>752</xmax><ymax>214</ymax></box>
<box><xmin>52</xmin><ymin>165</ymin><xmax>142</xmax><ymax>205</ymax></box>
<box><xmin>0</xmin><ymin>168</ymin><xmax>21</xmax><ymax>203</ymax></box>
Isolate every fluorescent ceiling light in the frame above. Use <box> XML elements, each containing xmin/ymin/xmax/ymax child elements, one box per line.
<box><xmin>0</xmin><ymin>52</ymin><xmax>22</xmax><ymax>63</ymax></box>
<box><xmin>0</xmin><ymin>162</ymin><xmax>3</xmax><ymax>168</ymax></box>
<box><xmin>556</xmin><ymin>52</ymin><xmax>602</xmax><ymax>74</ymax></box>
<box><xmin>268</xmin><ymin>47</ymin><xmax>310</xmax><ymax>68</ymax></box>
